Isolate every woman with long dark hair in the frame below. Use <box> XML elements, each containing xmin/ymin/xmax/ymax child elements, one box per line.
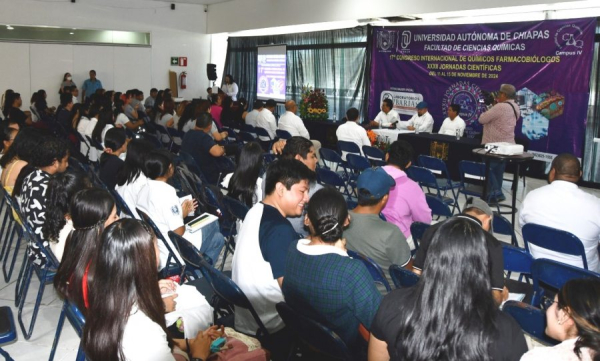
<box><xmin>222</xmin><ymin>74</ymin><xmax>238</xmax><ymax>101</ymax></box>
<box><xmin>0</xmin><ymin>127</ymin><xmax>44</xmax><ymax>195</ymax></box>
<box><xmin>282</xmin><ymin>187</ymin><xmax>382</xmax><ymax>348</ymax></box>
<box><xmin>223</xmin><ymin>141</ymin><xmax>263</xmax><ymax>207</ymax></box>
<box><xmin>42</xmin><ymin>171</ymin><xmax>92</xmax><ymax>261</ymax></box>
<box><xmin>54</xmin><ymin>188</ymin><xmax>118</xmax><ymax>312</ymax></box>
<box><xmin>60</xmin><ymin>73</ymin><xmax>75</xmax><ymax>94</ymax></box>
<box><xmin>368</xmin><ymin>217</ymin><xmax>528</xmax><ymax>361</ymax></box>
<box><xmin>177</xmin><ymin>102</ymin><xmax>197</xmax><ymax>133</ymax></box>
<box><xmin>92</xmin><ymin>107</ymin><xmax>117</xmax><ymax>146</ymax></box>
<box><xmin>521</xmin><ymin>278</ymin><xmax>600</xmax><ymax>361</ymax></box>
<box><xmin>220</xmin><ymin>96</ymin><xmax>234</xmax><ymax>127</ymax></box>
<box><xmin>115</xmin><ymin>138</ymin><xmax>154</xmax><ymax>218</ymax></box>
<box><xmin>82</xmin><ymin>218</ymin><xmax>213</xmax><ymax>361</ymax></box>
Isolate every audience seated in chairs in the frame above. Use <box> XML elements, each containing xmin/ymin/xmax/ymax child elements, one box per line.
<box><xmin>115</xmin><ymin>138</ymin><xmax>155</xmax><ymax>219</ymax></box>
<box><xmin>99</xmin><ymin>127</ymin><xmax>127</xmax><ymax>189</ymax></box>
<box><xmin>136</xmin><ymin>149</ymin><xmax>224</xmax><ymax>270</ymax></box>
<box><xmin>91</xmin><ymin>107</ymin><xmax>118</xmax><ymax>148</ymax></box>
<box><xmin>78</xmin><ymin>218</ymin><xmax>219</xmax><ymax>361</ymax></box>
<box><xmin>368</xmin><ymin>217</ymin><xmax>528</xmax><ymax>361</ymax></box>
<box><xmin>231</xmin><ymin>159</ymin><xmax>314</xmax><ymax>358</ymax></box>
<box><xmin>245</xmin><ymin>99</ymin><xmax>263</xmax><ymax>128</ymax></box>
<box><xmin>381</xmin><ymin>140</ymin><xmax>432</xmax><ymax>246</ymax></box>
<box><xmin>41</xmin><ymin>171</ymin><xmax>92</xmax><ymax>262</ymax></box>
<box><xmin>256</xmin><ymin>99</ymin><xmax>277</xmax><ymax>141</ymax></box>
<box><xmin>282</xmin><ymin>187</ymin><xmax>381</xmax><ymax>353</ymax></box>
<box><xmin>221</xmin><ymin>141</ymin><xmax>264</xmax><ymax>207</ymax></box>
<box><xmin>336</xmin><ymin>107</ymin><xmax>371</xmax><ymax>160</ymax></box>
<box><xmin>180</xmin><ymin>113</ymin><xmax>234</xmax><ymax>185</ymax></box>
<box><xmin>521</xmin><ymin>278</ymin><xmax>600</xmax><ymax>361</ymax></box>
<box><xmin>412</xmin><ymin>197</ymin><xmax>509</xmax><ymax>305</ymax></box>
<box><xmin>520</xmin><ymin>153</ymin><xmax>600</xmax><ymax>273</ymax></box>
<box><xmin>265</xmin><ymin>136</ymin><xmax>322</xmax><ymax>237</ymax></box>
<box><xmin>344</xmin><ymin>168</ymin><xmax>411</xmax><ymax>290</ymax></box>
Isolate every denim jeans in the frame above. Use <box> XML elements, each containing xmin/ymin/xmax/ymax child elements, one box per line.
<box><xmin>198</xmin><ymin>220</ymin><xmax>225</xmax><ymax>266</ymax></box>
<box><xmin>487</xmin><ymin>159</ymin><xmax>506</xmax><ymax>200</ymax></box>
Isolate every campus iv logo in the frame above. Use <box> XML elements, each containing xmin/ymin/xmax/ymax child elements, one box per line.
<box><xmin>400</xmin><ymin>30</ymin><xmax>411</xmax><ymax>49</ymax></box>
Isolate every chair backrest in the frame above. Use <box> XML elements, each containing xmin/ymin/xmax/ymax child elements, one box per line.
<box><xmin>316</xmin><ymin>167</ymin><xmax>346</xmax><ymax>188</ymax></box>
<box><xmin>410</xmin><ymin>222</ymin><xmax>431</xmax><ymax>251</ymax></box>
<box><xmin>177</xmin><ymin>151</ymin><xmax>209</xmax><ymax>184</ymax></box>
<box><xmin>522</xmin><ymin>223</ymin><xmax>588</xmax><ymax>269</ymax></box>
<box><xmin>85</xmin><ymin>135</ymin><xmax>104</xmax><ymax>152</ymax></box>
<box><xmin>337</xmin><ymin>140</ymin><xmax>361</xmax><ymax>155</ymax></box>
<box><xmin>458</xmin><ymin>160</ymin><xmax>486</xmax><ymax>185</ymax></box>
<box><xmin>388</xmin><ymin>265</ymin><xmax>420</xmax><ymax>289</ymax></box>
<box><xmin>136</xmin><ymin>208</ymin><xmax>185</xmax><ymax>281</ymax></box>
<box><xmin>276</xmin><ymin>129</ymin><xmax>292</xmax><ymax>140</ymax></box>
<box><xmin>0</xmin><ymin>306</ymin><xmax>16</xmax><ymax>344</ymax></box>
<box><xmin>222</xmin><ymin>196</ymin><xmax>250</xmax><ymax>222</ymax></box>
<box><xmin>242</xmin><ymin>124</ymin><xmax>256</xmax><ymax>133</ymax></box>
<box><xmin>502</xmin><ymin>301</ymin><xmax>558</xmax><ymax>346</ymax></box>
<box><xmin>492</xmin><ymin>212</ymin><xmax>517</xmax><ymax>245</ymax></box>
<box><xmin>361</xmin><ymin>145</ymin><xmax>385</xmax><ymax>161</ymax></box>
<box><xmin>276</xmin><ymin>302</ymin><xmax>353</xmax><ymax>361</ymax></box>
<box><xmin>319</xmin><ymin>148</ymin><xmax>344</xmax><ymax>168</ymax></box>
<box><xmin>531</xmin><ymin>258</ymin><xmax>600</xmax><ymax>307</ymax></box>
<box><xmin>425</xmin><ymin>195</ymin><xmax>453</xmax><ymax>218</ymax></box>
<box><xmin>502</xmin><ymin>244</ymin><xmax>534</xmax><ymax>275</ymax></box>
<box><xmin>346</xmin><ymin>249</ymin><xmax>392</xmax><ymax>292</ymax></box>
<box><xmin>109</xmin><ymin>189</ymin><xmax>135</xmax><ymax>219</ymax></box>
<box><xmin>407</xmin><ymin>165</ymin><xmax>439</xmax><ymax>190</ymax></box>
<box><xmin>198</xmin><ymin>258</ymin><xmax>270</xmax><ymax>336</ymax></box>
<box><xmin>167</xmin><ymin>231</ymin><xmax>211</xmax><ymax>280</ymax></box>
<box><xmin>418</xmin><ymin>155</ymin><xmax>451</xmax><ymax>180</ymax></box>
<box><xmin>254</xmin><ymin>126</ymin><xmax>272</xmax><ymax>140</ymax></box>
<box><xmin>346</xmin><ymin>154</ymin><xmax>371</xmax><ymax>173</ymax></box>
<box><xmin>141</xmin><ymin>133</ymin><xmax>163</xmax><ymax>149</ymax></box>
<box><xmin>166</xmin><ymin>127</ymin><xmax>185</xmax><ymax>139</ymax></box>
<box><xmin>63</xmin><ymin>299</ymin><xmax>86</xmax><ymax>336</ymax></box>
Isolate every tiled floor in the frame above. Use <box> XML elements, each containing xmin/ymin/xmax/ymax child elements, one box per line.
<box><xmin>1</xmin><ymin>174</ymin><xmax>599</xmax><ymax>360</ymax></box>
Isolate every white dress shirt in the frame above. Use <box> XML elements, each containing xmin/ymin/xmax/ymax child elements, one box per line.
<box><xmin>222</xmin><ymin>83</ymin><xmax>238</xmax><ymax>101</ymax></box>
<box><xmin>374</xmin><ymin>109</ymin><xmax>400</xmax><ymax>128</ymax></box>
<box><xmin>404</xmin><ymin>111</ymin><xmax>434</xmax><ymax>133</ymax></box>
<box><xmin>256</xmin><ymin>108</ymin><xmax>277</xmax><ymax>140</ymax></box>
<box><xmin>278</xmin><ymin>111</ymin><xmax>310</xmax><ymax>139</ymax></box>
<box><xmin>336</xmin><ymin>121</ymin><xmax>371</xmax><ymax>160</ymax></box>
<box><xmin>519</xmin><ymin>180</ymin><xmax>600</xmax><ymax>272</ymax></box>
<box><xmin>245</xmin><ymin>109</ymin><xmax>260</xmax><ymax>127</ymax></box>
<box><xmin>438</xmin><ymin>115</ymin><xmax>466</xmax><ymax>136</ymax></box>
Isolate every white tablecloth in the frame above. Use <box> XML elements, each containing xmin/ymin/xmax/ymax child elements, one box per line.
<box><xmin>372</xmin><ymin>129</ymin><xmax>414</xmax><ymax>143</ymax></box>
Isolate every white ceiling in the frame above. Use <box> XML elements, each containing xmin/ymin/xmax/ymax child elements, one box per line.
<box><xmin>142</xmin><ymin>0</ymin><xmax>234</xmax><ymax>5</ymax></box>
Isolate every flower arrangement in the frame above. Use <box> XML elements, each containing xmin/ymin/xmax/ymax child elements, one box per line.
<box><xmin>367</xmin><ymin>129</ymin><xmax>391</xmax><ymax>152</ymax></box>
<box><xmin>299</xmin><ymin>85</ymin><xmax>329</xmax><ymax>121</ymax></box>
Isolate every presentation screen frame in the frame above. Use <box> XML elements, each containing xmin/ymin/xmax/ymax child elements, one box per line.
<box><xmin>256</xmin><ymin>44</ymin><xmax>287</xmax><ymax>102</ymax></box>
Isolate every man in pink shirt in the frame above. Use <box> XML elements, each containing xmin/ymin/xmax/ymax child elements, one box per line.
<box><xmin>381</xmin><ymin>140</ymin><xmax>432</xmax><ymax>247</ymax></box>
<box><xmin>478</xmin><ymin>84</ymin><xmax>520</xmax><ymax>202</ymax></box>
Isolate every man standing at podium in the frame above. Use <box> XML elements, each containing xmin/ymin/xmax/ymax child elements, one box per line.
<box><xmin>404</xmin><ymin>101</ymin><xmax>434</xmax><ymax>133</ymax></box>
<box><xmin>478</xmin><ymin>84</ymin><xmax>520</xmax><ymax>202</ymax></box>
<box><xmin>370</xmin><ymin>99</ymin><xmax>399</xmax><ymax>129</ymax></box>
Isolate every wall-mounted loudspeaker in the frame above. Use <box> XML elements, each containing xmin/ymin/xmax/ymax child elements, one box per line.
<box><xmin>171</xmin><ymin>3</ymin><xmax>175</xmax><ymax>10</ymax></box>
<box><xmin>207</xmin><ymin>64</ymin><xmax>218</xmax><ymax>81</ymax></box>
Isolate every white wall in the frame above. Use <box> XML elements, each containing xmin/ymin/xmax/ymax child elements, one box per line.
<box><xmin>0</xmin><ymin>0</ymin><xmax>211</xmax><ymax>108</ymax></box>
<box><xmin>206</xmin><ymin>0</ymin><xmax>584</xmax><ymax>33</ymax></box>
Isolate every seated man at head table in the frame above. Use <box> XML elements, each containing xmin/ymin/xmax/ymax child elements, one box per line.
<box><xmin>397</xmin><ymin>101</ymin><xmax>434</xmax><ymax>133</ymax></box>
<box><xmin>369</xmin><ymin>99</ymin><xmax>399</xmax><ymax>129</ymax></box>
<box><xmin>438</xmin><ymin>103</ymin><xmax>466</xmax><ymax>137</ymax></box>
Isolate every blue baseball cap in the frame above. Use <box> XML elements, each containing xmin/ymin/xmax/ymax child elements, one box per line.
<box><xmin>416</xmin><ymin>101</ymin><xmax>428</xmax><ymax>109</ymax></box>
<box><xmin>357</xmin><ymin>168</ymin><xmax>396</xmax><ymax>199</ymax></box>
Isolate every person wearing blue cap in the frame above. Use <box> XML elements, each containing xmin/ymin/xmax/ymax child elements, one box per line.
<box><xmin>404</xmin><ymin>101</ymin><xmax>434</xmax><ymax>133</ymax></box>
<box><xmin>369</xmin><ymin>98</ymin><xmax>399</xmax><ymax>129</ymax></box>
<box><xmin>344</xmin><ymin>167</ymin><xmax>411</xmax><ymax>291</ymax></box>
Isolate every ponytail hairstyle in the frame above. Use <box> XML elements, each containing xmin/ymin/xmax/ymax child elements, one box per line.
<box><xmin>1</xmin><ymin>125</ymin><xmax>17</xmax><ymax>154</ymax></box>
<box><xmin>82</xmin><ymin>218</ymin><xmax>170</xmax><ymax>361</ymax></box>
<box><xmin>53</xmin><ymin>188</ymin><xmax>115</xmax><ymax>312</ymax></box>
<box><xmin>144</xmin><ymin>149</ymin><xmax>174</xmax><ymax>180</ymax></box>
<box><xmin>558</xmin><ymin>278</ymin><xmax>600</xmax><ymax>360</ymax></box>
<box><xmin>116</xmin><ymin>138</ymin><xmax>154</xmax><ymax>186</ymax></box>
<box><xmin>42</xmin><ymin>171</ymin><xmax>92</xmax><ymax>242</ymax></box>
<box><xmin>92</xmin><ymin>108</ymin><xmax>114</xmax><ymax>144</ymax></box>
<box><xmin>305</xmin><ymin>187</ymin><xmax>348</xmax><ymax>243</ymax></box>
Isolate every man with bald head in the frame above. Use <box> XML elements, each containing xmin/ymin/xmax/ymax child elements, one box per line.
<box><xmin>278</xmin><ymin>99</ymin><xmax>321</xmax><ymax>157</ymax></box>
<box><xmin>520</xmin><ymin>153</ymin><xmax>600</xmax><ymax>272</ymax></box>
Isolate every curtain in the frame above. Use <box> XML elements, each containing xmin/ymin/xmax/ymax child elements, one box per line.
<box><xmin>223</xmin><ymin>26</ymin><xmax>367</xmax><ymax>120</ymax></box>
<box><xmin>582</xmin><ymin>24</ymin><xmax>600</xmax><ymax>183</ymax></box>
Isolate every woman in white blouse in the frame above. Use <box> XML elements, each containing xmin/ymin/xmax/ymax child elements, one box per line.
<box><xmin>222</xmin><ymin>74</ymin><xmax>238</xmax><ymax>101</ymax></box>
<box><xmin>521</xmin><ymin>278</ymin><xmax>600</xmax><ymax>361</ymax></box>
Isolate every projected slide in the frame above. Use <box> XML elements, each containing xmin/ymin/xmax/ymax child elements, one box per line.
<box><xmin>257</xmin><ymin>45</ymin><xmax>287</xmax><ymax>102</ymax></box>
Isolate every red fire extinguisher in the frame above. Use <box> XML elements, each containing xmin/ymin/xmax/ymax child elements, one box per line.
<box><xmin>179</xmin><ymin>71</ymin><xmax>187</xmax><ymax>89</ymax></box>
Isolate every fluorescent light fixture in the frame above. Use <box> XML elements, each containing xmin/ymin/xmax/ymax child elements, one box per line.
<box><xmin>6</xmin><ymin>25</ymin><xmax>13</xmax><ymax>30</ymax></box>
<box><xmin>70</xmin><ymin>32</ymin><xmax>74</xmax><ymax>35</ymax></box>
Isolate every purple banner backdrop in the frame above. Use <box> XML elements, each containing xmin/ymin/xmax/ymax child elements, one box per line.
<box><xmin>369</xmin><ymin>19</ymin><xmax>596</xmax><ymax>160</ymax></box>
